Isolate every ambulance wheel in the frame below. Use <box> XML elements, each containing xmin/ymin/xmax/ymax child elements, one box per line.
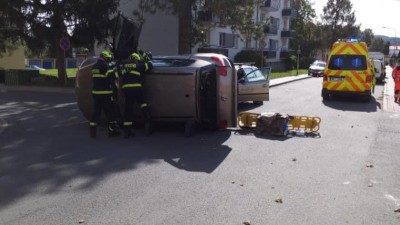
<box><xmin>321</xmin><ymin>90</ymin><xmax>330</xmax><ymax>101</ymax></box>
<box><xmin>184</xmin><ymin>121</ymin><xmax>196</xmax><ymax>137</ymax></box>
<box><xmin>322</xmin><ymin>93</ymin><xmax>330</xmax><ymax>101</ymax></box>
<box><xmin>363</xmin><ymin>95</ymin><xmax>371</xmax><ymax>102</ymax></box>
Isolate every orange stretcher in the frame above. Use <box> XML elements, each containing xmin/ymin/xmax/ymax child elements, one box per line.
<box><xmin>238</xmin><ymin>112</ymin><xmax>321</xmax><ymax>132</ymax></box>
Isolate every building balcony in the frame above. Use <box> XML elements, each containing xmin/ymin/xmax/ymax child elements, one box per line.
<box><xmin>260</xmin><ymin>0</ymin><xmax>281</xmax><ymax>12</ymax></box>
<box><xmin>279</xmin><ymin>50</ymin><xmax>291</xmax><ymax>58</ymax></box>
<box><xmin>281</xmin><ymin>30</ymin><xmax>295</xmax><ymax>38</ymax></box>
<box><xmin>263</xmin><ymin>50</ymin><xmax>277</xmax><ymax>59</ymax></box>
<box><xmin>264</xmin><ymin>25</ymin><xmax>279</xmax><ymax>36</ymax></box>
<box><xmin>282</xmin><ymin>8</ymin><xmax>297</xmax><ymax>17</ymax></box>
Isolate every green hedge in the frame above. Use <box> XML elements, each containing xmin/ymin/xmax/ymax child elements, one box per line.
<box><xmin>4</xmin><ymin>69</ymin><xmax>40</xmax><ymax>86</ymax></box>
<box><xmin>0</xmin><ymin>69</ymin><xmax>5</xmax><ymax>83</ymax></box>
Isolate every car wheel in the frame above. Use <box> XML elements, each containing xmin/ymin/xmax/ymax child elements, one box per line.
<box><xmin>253</xmin><ymin>101</ymin><xmax>264</xmax><ymax>105</ymax></box>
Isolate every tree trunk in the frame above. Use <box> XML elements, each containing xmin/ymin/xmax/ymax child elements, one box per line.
<box><xmin>178</xmin><ymin>1</ymin><xmax>193</xmax><ymax>54</ymax></box>
<box><xmin>56</xmin><ymin>45</ymin><xmax>67</xmax><ymax>86</ymax></box>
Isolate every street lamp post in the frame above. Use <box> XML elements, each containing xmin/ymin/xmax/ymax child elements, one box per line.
<box><xmin>296</xmin><ymin>45</ymin><xmax>301</xmax><ymax>76</ymax></box>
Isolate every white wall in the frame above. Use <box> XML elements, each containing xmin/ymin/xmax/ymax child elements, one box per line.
<box><xmin>119</xmin><ymin>0</ymin><xmax>179</xmax><ymax>55</ymax></box>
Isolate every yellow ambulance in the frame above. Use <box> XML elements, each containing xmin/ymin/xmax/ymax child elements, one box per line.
<box><xmin>322</xmin><ymin>39</ymin><xmax>376</xmax><ymax>101</ymax></box>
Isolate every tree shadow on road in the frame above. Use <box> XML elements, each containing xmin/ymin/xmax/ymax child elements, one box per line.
<box><xmin>0</xmin><ymin>91</ymin><xmax>232</xmax><ymax>210</ymax></box>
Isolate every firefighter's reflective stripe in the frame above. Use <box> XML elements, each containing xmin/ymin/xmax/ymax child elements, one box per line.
<box><xmin>107</xmin><ymin>69</ymin><xmax>118</xmax><ymax>78</ymax></box>
<box><xmin>123</xmin><ymin>121</ymin><xmax>133</xmax><ymax>126</ymax></box>
<box><xmin>122</xmin><ymin>83</ymin><xmax>142</xmax><ymax>88</ymax></box>
<box><xmin>89</xmin><ymin>122</ymin><xmax>97</xmax><ymax>126</ymax></box>
<box><xmin>92</xmin><ymin>90</ymin><xmax>113</xmax><ymax>94</ymax></box>
<box><xmin>140</xmin><ymin>103</ymin><xmax>147</xmax><ymax>108</ymax></box>
<box><xmin>93</xmin><ymin>74</ymin><xmax>107</xmax><ymax>78</ymax></box>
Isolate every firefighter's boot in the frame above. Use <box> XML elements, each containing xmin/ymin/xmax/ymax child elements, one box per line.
<box><xmin>108</xmin><ymin>122</ymin><xmax>120</xmax><ymax>137</ymax></box>
<box><xmin>143</xmin><ymin>108</ymin><xmax>153</xmax><ymax>136</ymax></box>
<box><xmin>90</xmin><ymin>126</ymin><xmax>97</xmax><ymax>138</ymax></box>
<box><xmin>123</xmin><ymin>126</ymin><xmax>135</xmax><ymax>139</ymax></box>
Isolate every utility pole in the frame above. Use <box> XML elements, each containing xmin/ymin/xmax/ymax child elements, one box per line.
<box><xmin>296</xmin><ymin>45</ymin><xmax>301</xmax><ymax>75</ymax></box>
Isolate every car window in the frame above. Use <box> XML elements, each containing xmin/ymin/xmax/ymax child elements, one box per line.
<box><xmin>243</xmin><ymin>67</ymin><xmax>266</xmax><ymax>82</ymax></box>
<box><xmin>328</xmin><ymin>55</ymin><xmax>367</xmax><ymax>70</ymax></box>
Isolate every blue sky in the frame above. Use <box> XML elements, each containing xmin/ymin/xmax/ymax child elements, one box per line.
<box><xmin>312</xmin><ymin>0</ymin><xmax>400</xmax><ymax>37</ymax></box>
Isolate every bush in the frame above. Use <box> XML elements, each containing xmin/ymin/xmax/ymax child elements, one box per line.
<box><xmin>0</xmin><ymin>69</ymin><xmax>5</xmax><ymax>83</ymax></box>
<box><xmin>300</xmin><ymin>56</ymin><xmax>315</xmax><ymax>69</ymax></box>
<box><xmin>4</xmin><ymin>69</ymin><xmax>40</xmax><ymax>85</ymax></box>
<box><xmin>282</xmin><ymin>55</ymin><xmax>296</xmax><ymax>70</ymax></box>
<box><xmin>31</xmin><ymin>75</ymin><xmax>75</xmax><ymax>87</ymax></box>
<box><xmin>234</xmin><ymin>50</ymin><xmax>267</xmax><ymax>68</ymax></box>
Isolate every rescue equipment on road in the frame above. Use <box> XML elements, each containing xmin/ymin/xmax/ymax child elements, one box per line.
<box><xmin>238</xmin><ymin>112</ymin><xmax>321</xmax><ymax>136</ymax></box>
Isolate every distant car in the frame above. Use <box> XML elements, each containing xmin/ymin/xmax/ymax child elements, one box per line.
<box><xmin>308</xmin><ymin>60</ymin><xmax>326</xmax><ymax>77</ymax></box>
<box><xmin>26</xmin><ymin>65</ymin><xmax>45</xmax><ymax>70</ymax></box>
<box><xmin>235</xmin><ymin>64</ymin><xmax>271</xmax><ymax>105</ymax></box>
<box><xmin>372</xmin><ymin>59</ymin><xmax>386</xmax><ymax>83</ymax></box>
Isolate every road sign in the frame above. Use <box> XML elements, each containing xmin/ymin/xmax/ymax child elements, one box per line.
<box><xmin>59</xmin><ymin>37</ymin><xmax>71</xmax><ymax>51</ymax></box>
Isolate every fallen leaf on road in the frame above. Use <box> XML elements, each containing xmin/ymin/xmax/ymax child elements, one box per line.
<box><xmin>78</xmin><ymin>220</ymin><xmax>85</xmax><ymax>224</ymax></box>
<box><xmin>366</xmin><ymin>164</ymin><xmax>374</xmax><ymax>168</ymax></box>
<box><xmin>275</xmin><ymin>198</ymin><xmax>283</xmax><ymax>203</ymax></box>
<box><xmin>394</xmin><ymin>208</ymin><xmax>400</xmax><ymax>213</ymax></box>
<box><xmin>243</xmin><ymin>220</ymin><xmax>251</xmax><ymax>225</ymax></box>
<box><xmin>368</xmin><ymin>183</ymin><xmax>373</xmax><ymax>187</ymax></box>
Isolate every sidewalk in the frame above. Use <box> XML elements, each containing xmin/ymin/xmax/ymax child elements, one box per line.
<box><xmin>382</xmin><ymin>74</ymin><xmax>400</xmax><ymax>112</ymax></box>
<box><xmin>269</xmin><ymin>74</ymin><xmax>310</xmax><ymax>87</ymax></box>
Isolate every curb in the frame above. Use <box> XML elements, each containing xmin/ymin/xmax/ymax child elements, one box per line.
<box><xmin>270</xmin><ymin>74</ymin><xmax>311</xmax><ymax>87</ymax></box>
<box><xmin>0</xmin><ymin>84</ymin><xmax>74</xmax><ymax>94</ymax></box>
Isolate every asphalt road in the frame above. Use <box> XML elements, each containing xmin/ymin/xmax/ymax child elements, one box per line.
<box><xmin>1</xmin><ymin>76</ymin><xmax>400</xmax><ymax>225</ymax></box>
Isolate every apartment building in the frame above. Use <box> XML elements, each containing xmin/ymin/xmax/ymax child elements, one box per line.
<box><xmin>194</xmin><ymin>0</ymin><xmax>297</xmax><ymax>69</ymax></box>
<box><xmin>116</xmin><ymin>0</ymin><xmax>297</xmax><ymax>69</ymax></box>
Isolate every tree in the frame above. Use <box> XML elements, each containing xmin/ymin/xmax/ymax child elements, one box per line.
<box><xmin>291</xmin><ymin>0</ymin><xmax>320</xmax><ymax>60</ymax></box>
<box><xmin>361</xmin><ymin>29</ymin><xmax>374</xmax><ymax>46</ymax></box>
<box><xmin>321</xmin><ymin>0</ymin><xmax>360</xmax><ymax>45</ymax></box>
<box><xmin>369</xmin><ymin>37</ymin><xmax>386</xmax><ymax>53</ymax></box>
<box><xmin>2</xmin><ymin>0</ymin><xmax>119</xmax><ymax>85</ymax></box>
<box><xmin>0</xmin><ymin>1</ymin><xmax>21</xmax><ymax>57</ymax></box>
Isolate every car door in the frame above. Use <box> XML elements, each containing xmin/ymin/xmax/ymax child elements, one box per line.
<box><xmin>238</xmin><ymin>67</ymin><xmax>271</xmax><ymax>102</ymax></box>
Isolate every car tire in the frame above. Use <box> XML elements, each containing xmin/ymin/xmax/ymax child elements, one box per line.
<box><xmin>253</xmin><ymin>101</ymin><xmax>264</xmax><ymax>105</ymax></box>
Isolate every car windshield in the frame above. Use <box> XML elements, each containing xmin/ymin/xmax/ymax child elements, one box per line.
<box><xmin>313</xmin><ymin>62</ymin><xmax>326</xmax><ymax>67</ymax></box>
<box><xmin>242</xmin><ymin>67</ymin><xmax>266</xmax><ymax>82</ymax></box>
<box><xmin>328</xmin><ymin>55</ymin><xmax>367</xmax><ymax>70</ymax></box>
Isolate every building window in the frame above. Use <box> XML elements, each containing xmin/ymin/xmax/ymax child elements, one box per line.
<box><xmin>244</xmin><ymin>38</ymin><xmax>252</xmax><ymax>49</ymax></box>
<box><xmin>269</xmin><ymin>39</ymin><xmax>279</xmax><ymax>51</ymax></box>
<box><xmin>219</xmin><ymin>32</ymin><xmax>236</xmax><ymax>48</ymax></box>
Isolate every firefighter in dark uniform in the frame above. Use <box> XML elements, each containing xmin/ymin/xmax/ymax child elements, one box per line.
<box><xmin>89</xmin><ymin>50</ymin><xmax>120</xmax><ymax>138</ymax></box>
<box><xmin>120</xmin><ymin>51</ymin><xmax>152</xmax><ymax>138</ymax></box>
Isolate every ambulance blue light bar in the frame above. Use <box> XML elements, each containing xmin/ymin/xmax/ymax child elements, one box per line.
<box><xmin>337</xmin><ymin>38</ymin><xmax>360</xmax><ymax>42</ymax></box>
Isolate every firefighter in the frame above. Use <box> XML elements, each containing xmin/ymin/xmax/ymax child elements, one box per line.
<box><xmin>89</xmin><ymin>50</ymin><xmax>120</xmax><ymax>138</ymax></box>
<box><xmin>392</xmin><ymin>60</ymin><xmax>400</xmax><ymax>102</ymax></box>
<box><xmin>120</xmin><ymin>51</ymin><xmax>153</xmax><ymax>138</ymax></box>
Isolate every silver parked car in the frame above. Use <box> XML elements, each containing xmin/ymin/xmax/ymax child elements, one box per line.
<box><xmin>308</xmin><ymin>60</ymin><xmax>326</xmax><ymax>77</ymax></box>
<box><xmin>235</xmin><ymin>64</ymin><xmax>271</xmax><ymax>105</ymax></box>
